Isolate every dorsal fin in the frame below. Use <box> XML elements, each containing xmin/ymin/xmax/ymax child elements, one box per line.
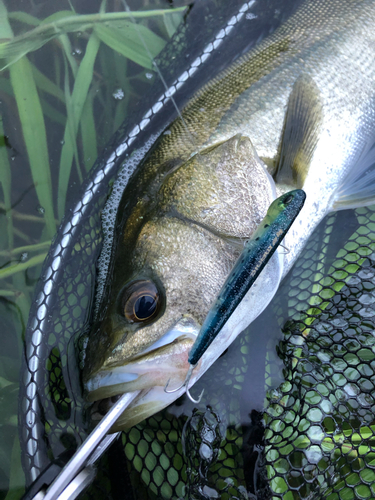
<box><xmin>275</xmin><ymin>74</ymin><xmax>323</xmax><ymax>188</ymax></box>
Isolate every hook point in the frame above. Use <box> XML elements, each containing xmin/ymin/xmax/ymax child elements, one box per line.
<box><xmin>186</xmin><ymin>387</ymin><xmax>204</xmax><ymax>404</ymax></box>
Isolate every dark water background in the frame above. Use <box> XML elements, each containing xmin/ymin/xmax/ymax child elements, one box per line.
<box><xmin>0</xmin><ymin>1</ymin><xmax>187</xmax><ymax>497</ymax></box>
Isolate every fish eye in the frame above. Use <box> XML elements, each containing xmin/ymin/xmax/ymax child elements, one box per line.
<box><xmin>283</xmin><ymin>194</ymin><xmax>293</xmax><ymax>205</ymax></box>
<box><xmin>121</xmin><ymin>280</ymin><xmax>161</xmax><ymax>323</ymax></box>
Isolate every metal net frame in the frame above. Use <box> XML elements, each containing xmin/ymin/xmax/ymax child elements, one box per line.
<box><xmin>19</xmin><ymin>0</ymin><xmax>299</xmax><ymax>496</ymax></box>
<box><xmin>18</xmin><ymin>1</ymin><xmax>375</xmax><ymax>499</ymax></box>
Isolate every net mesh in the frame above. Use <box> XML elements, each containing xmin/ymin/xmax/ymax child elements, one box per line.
<box><xmin>264</xmin><ymin>207</ymin><xmax>375</xmax><ymax>500</ymax></box>
<box><xmin>112</xmin><ymin>207</ymin><xmax>375</xmax><ymax>500</ymax></box>
<box><xmin>18</xmin><ymin>1</ymin><xmax>375</xmax><ymax>499</ymax></box>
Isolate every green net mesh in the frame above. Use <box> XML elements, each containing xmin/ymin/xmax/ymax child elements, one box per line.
<box><xmin>18</xmin><ymin>1</ymin><xmax>375</xmax><ymax>498</ymax></box>
<box><xmin>103</xmin><ymin>206</ymin><xmax>375</xmax><ymax>500</ymax></box>
<box><xmin>264</xmin><ymin>208</ymin><xmax>375</xmax><ymax>500</ymax></box>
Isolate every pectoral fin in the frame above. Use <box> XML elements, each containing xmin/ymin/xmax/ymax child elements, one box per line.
<box><xmin>275</xmin><ymin>74</ymin><xmax>323</xmax><ymax>188</ymax></box>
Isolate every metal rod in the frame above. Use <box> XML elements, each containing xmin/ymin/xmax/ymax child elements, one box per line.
<box><xmin>43</xmin><ymin>391</ymin><xmax>140</xmax><ymax>500</ymax></box>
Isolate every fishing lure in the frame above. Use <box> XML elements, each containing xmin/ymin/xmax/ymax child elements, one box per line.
<box><xmin>165</xmin><ymin>189</ymin><xmax>306</xmax><ymax>402</ymax></box>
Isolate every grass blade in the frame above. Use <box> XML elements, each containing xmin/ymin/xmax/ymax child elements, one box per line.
<box><xmin>32</xmin><ymin>63</ymin><xmax>65</xmax><ymax>102</ymax></box>
<box><xmin>7</xmin><ymin>11</ymin><xmax>40</xmax><ymax>27</ymax></box>
<box><xmin>9</xmin><ymin>58</ymin><xmax>56</xmax><ymax>238</ymax></box>
<box><xmin>58</xmin><ymin>32</ymin><xmax>100</xmax><ymax>218</ymax></box>
<box><xmin>94</xmin><ymin>22</ymin><xmax>165</xmax><ymax>69</ymax></box>
<box><xmin>80</xmin><ymin>85</ymin><xmax>98</xmax><ymax>172</ymax></box>
<box><xmin>0</xmin><ymin>253</ymin><xmax>47</xmax><ymax>280</ymax></box>
<box><xmin>0</xmin><ymin>1</ymin><xmax>56</xmax><ymax>238</ymax></box>
<box><xmin>0</xmin><ymin>112</ymin><xmax>13</xmax><ymax>250</ymax></box>
<box><xmin>40</xmin><ymin>98</ymin><xmax>66</xmax><ymax>126</ymax></box>
<box><xmin>164</xmin><ymin>10</ymin><xmax>184</xmax><ymax>38</ymax></box>
<box><xmin>4</xmin><ymin>436</ymin><xmax>25</xmax><ymax>500</ymax></box>
<box><xmin>0</xmin><ymin>8</ymin><xmax>185</xmax><ymax>70</ymax></box>
<box><xmin>0</xmin><ymin>240</ymin><xmax>51</xmax><ymax>257</ymax></box>
<box><xmin>62</xmin><ymin>54</ymin><xmax>83</xmax><ymax>185</ymax></box>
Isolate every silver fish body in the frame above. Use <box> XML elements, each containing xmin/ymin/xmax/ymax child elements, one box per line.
<box><xmin>83</xmin><ymin>0</ymin><xmax>375</xmax><ymax>429</ymax></box>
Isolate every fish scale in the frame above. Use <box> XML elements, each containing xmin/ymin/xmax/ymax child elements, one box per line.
<box><xmin>84</xmin><ymin>0</ymin><xmax>375</xmax><ymax>429</ymax></box>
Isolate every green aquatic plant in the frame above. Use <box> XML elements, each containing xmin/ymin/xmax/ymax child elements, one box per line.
<box><xmin>1</xmin><ymin>1</ymin><xmax>374</xmax><ymax>499</ymax></box>
<box><xmin>0</xmin><ymin>1</ymin><xmax>185</xmax><ymax>497</ymax></box>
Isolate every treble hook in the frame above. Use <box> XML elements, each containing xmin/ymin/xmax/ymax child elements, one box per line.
<box><xmin>164</xmin><ymin>364</ymin><xmax>204</xmax><ymax>404</ymax></box>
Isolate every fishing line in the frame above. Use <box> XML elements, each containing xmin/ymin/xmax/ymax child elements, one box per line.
<box><xmin>121</xmin><ymin>0</ymin><xmax>202</xmax><ymax>157</ymax></box>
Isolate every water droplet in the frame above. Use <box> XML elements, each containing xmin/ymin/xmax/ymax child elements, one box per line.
<box><xmin>246</xmin><ymin>13</ymin><xmax>257</xmax><ymax>20</ymax></box>
<box><xmin>36</xmin><ymin>205</ymin><xmax>45</xmax><ymax>214</ymax></box>
<box><xmin>145</xmin><ymin>72</ymin><xmax>154</xmax><ymax>80</ymax></box>
<box><xmin>60</xmin><ymin>140</ymin><xmax>65</xmax><ymax>145</ymax></box>
<box><xmin>74</xmin><ymin>47</ymin><xmax>82</xmax><ymax>55</ymax></box>
<box><xmin>112</xmin><ymin>88</ymin><xmax>125</xmax><ymax>100</ymax></box>
<box><xmin>11</xmin><ymin>155</ymin><xmax>15</xmax><ymax>161</ymax></box>
<box><xmin>20</xmin><ymin>252</ymin><xmax>28</xmax><ymax>262</ymax></box>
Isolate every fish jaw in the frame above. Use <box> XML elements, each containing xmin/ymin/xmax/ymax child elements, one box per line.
<box><xmin>88</xmin><ymin>250</ymin><xmax>283</xmax><ymax>430</ymax></box>
<box><xmin>84</xmin><ymin>316</ymin><xmax>200</xmax><ymax>403</ymax></box>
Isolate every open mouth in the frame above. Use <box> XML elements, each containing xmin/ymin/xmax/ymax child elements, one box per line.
<box><xmin>85</xmin><ymin>316</ymin><xmax>200</xmax><ymax>403</ymax></box>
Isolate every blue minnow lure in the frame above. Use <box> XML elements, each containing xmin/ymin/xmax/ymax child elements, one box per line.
<box><xmin>165</xmin><ymin>189</ymin><xmax>306</xmax><ymax>402</ymax></box>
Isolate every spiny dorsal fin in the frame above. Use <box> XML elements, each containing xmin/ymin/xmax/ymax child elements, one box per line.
<box><xmin>275</xmin><ymin>74</ymin><xmax>323</xmax><ymax>188</ymax></box>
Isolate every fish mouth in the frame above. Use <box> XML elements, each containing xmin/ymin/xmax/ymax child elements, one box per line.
<box><xmin>84</xmin><ymin>316</ymin><xmax>200</xmax><ymax>404</ymax></box>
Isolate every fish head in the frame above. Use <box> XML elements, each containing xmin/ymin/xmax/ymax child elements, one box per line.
<box><xmin>82</xmin><ymin>134</ymin><xmax>279</xmax><ymax>429</ymax></box>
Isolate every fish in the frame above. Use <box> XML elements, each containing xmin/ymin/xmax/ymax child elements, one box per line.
<box><xmin>183</xmin><ymin>190</ymin><xmax>306</xmax><ymax>377</ymax></box>
<box><xmin>83</xmin><ymin>0</ymin><xmax>375</xmax><ymax>430</ymax></box>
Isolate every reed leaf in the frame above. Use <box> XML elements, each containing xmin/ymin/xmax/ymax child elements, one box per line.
<box><xmin>0</xmin><ymin>7</ymin><xmax>185</xmax><ymax>71</ymax></box>
<box><xmin>40</xmin><ymin>99</ymin><xmax>66</xmax><ymax>126</ymax></box>
<box><xmin>0</xmin><ymin>253</ymin><xmax>47</xmax><ymax>280</ymax></box>
<box><xmin>8</xmin><ymin>11</ymin><xmax>40</xmax><ymax>27</ymax></box>
<box><xmin>94</xmin><ymin>22</ymin><xmax>166</xmax><ymax>69</ymax></box>
<box><xmin>80</xmin><ymin>85</ymin><xmax>98</xmax><ymax>172</ymax></box>
<box><xmin>9</xmin><ymin>59</ymin><xmax>56</xmax><ymax>238</ymax></box>
<box><xmin>0</xmin><ymin>240</ymin><xmax>51</xmax><ymax>257</ymax></box>
<box><xmin>4</xmin><ymin>436</ymin><xmax>24</xmax><ymax>500</ymax></box>
<box><xmin>32</xmin><ymin>63</ymin><xmax>65</xmax><ymax>102</ymax></box>
<box><xmin>164</xmin><ymin>10</ymin><xmax>184</xmax><ymax>38</ymax></box>
<box><xmin>58</xmin><ymin>32</ymin><xmax>100</xmax><ymax>218</ymax></box>
<box><xmin>0</xmin><ymin>2</ymin><xmax>56</xmax><ymax>239</ymax></box>
<box><xmin>0</xmin><ymin>112</ymin><xmax>13</xmax><ymax>250</ymax></box>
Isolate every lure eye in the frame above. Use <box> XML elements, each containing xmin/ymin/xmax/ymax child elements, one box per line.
<box><xmin>122</xmin><ymin>280</ymin><xmax>161</xmax><ymax>323</ymax></box>
<box><xmin>283</xmin><ymin>194</ymin><xmax>293</xmax><ymax>205</ymax></box>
